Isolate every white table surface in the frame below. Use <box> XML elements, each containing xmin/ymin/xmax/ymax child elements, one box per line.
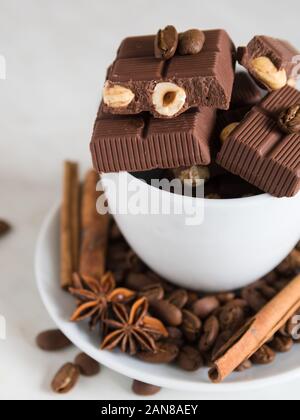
<box><xmin>0</xmin><ymin>0</ymin><xmax>300</xmax><ymax>400</ymax></box>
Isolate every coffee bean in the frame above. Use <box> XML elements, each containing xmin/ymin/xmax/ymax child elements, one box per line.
<box><xmin>110</xmin><ymin>222</ymin><xmax>123</xmax><ymax>242</ymax></box>
<box><xmin>199</xmin><ymin>316</ymin><xmax>220</xmax><ymax>352</ymax></box>
<box><xmin>251</xmin><ymin>345</ymin><xmax>276</xmax><ymax>365</ymax></box>
<box><xmin>215</xmin><ymin>292</ymin><xmax>236</xmax><ymax>304</ymax></box>
<box><xmin>74</xmin><ymin>353</ymin><xmax>101</xmax><ymax>376</ymax></box>
<box><xmin>269</xmin><ymin>335</ymin><xmax>294</xmax><ymax>353</ymax></box>
<box><xmin>154</xmin><ymin>25</ymin><xmax>178</xmax><ymax>60</ymax></box>
<box><xmin>167</xmin><ymin>289</ymin><xmax>188</xmax><ymax>309</ymax></box>
<box><xmin>219</xmin><ymin>301</ymin><xmax>246</xmax><ymax>332</ymax></box>
<box><xmin>0</xmin><ymin>220</ymin><xmax>11</xmax><ymax>237</ymax></box>
<box><xmin>181</xmin><ymin>310</ymin><xmax>202</xmax><ymax>342</ymax></box>
<box><xmin>211</xmin><ymin>330</ymin><xmax>232</xmax><ymax>361</ymax></box>
<box><xmin>140</xmin><ymin>284</ymin><xmax>164</xmax><ymax>303</ymax></box>
<box><xmin>126</xmin><ymin>250</ymin><xmax>147</xmax><ymax>272</ymax></box>
<box><xmin>36</xmin><ymin>329</ymin><xmax>72</xmax><ymax>351</ymax></box>
<box><xmin>296</xmin><ymin>241</ymin><xmax>300</xmax><ymax>251</ymax></box>
<box><xmin>241</xmin><ymin>287</ymin><xmax>267</xmax><ymax>312</ymax></box>
<box><xmin>132</xmin><ymin>380</ymin><xmax>161</xmax><ymax>396</ymax></box>
<box><xmin>51</xmin><ymin>363</ymin><xmax>80</xmax><ymax>394</ymax></box>
<box><xmin>125</xmin><ymin>273</ymin><xmax>159</xmax><ymax>291</ymax></box>
<box><xmin>177</xmin><ymin>346</ymin><xmax>203</xmax><ymax>371</ymax></box>
<box><xmin>278</xmin><ymin>104</ymin><xmax>300</xmax><ymax>134</ymax></box>
<box><xmin>137</xmin><ymin>342</ymin><xmax>179</xmax><ymax>364</ymax></box>
<box><xmin>178</xmin><ymin>29</ymin><xmax>205</xmax><ymax>55</ymax></box>
<box><xmin>150</xmin><ymin>299</ymin><xmax>182</xmax><ymax>327</ymax></box>
<box><xmin>258</xmin><ymin>283</ymin><xmax>277</xmax><ymax>300</ymax></box>
<box><xmin>192</xmin><ymin>296</ymin><xmax>220</xmax><ymax>319</ymax></box>
<box><xmin>235</xmin><ymin>359</ymin><xmax>252</xmax><ymax>372</ymax></box>
<box><xmin>186</xmin><ymin>291</ymin><xmax>199</xmax><ymax>307</ymax></box>
<box><xmin>166</xmin><ymin>327</ymin><xmax>184</xmax><ymax>346</ymax></box>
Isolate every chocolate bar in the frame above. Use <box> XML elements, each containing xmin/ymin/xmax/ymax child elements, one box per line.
<box><xmin>91</xmin><ymin>108</ymin><xmax>216</xmax><ymax>173</ymax></box>
<box><xmin>230</xmin><ymin>72</ymin><xmax>262</xmax><ymax>109</ymax></box>
<box><xmin>216</xmin><ymin>86</ymin><xmax>300</xmax><ymax>197</ymax></box>
<box><xmin>238</xmin><ymin>36</ymin><xmax>299</xmax><ymax>91</ymax></box>
<box><xmin>102</xmin><ymin>30</ymin><xmax>236</xmax><ymax>118</ymax></box>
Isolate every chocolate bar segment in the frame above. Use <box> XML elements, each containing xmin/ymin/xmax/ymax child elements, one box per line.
<box><xmin>91</xmin><ymin>108</ymin><xmax>216</xmax><ymax>173</ymax></box>
<box><xmin>102</xmin><ymin>30</ymin><xmax>236</xmax><ymax>118</ymax></box>
<box><xmin>230</xmin><ymin>72</ymin><xmax>262</xmax><ymax>109</ymax></box>
<box><xmin>238</xmin><ymin>36</ymin><xmax>299</xmax><ymax>91</ymax></box>
<box><xmin>216</xmin><ymin>86</ymin><xmax>300</xmax><ymax>197</ymax></box>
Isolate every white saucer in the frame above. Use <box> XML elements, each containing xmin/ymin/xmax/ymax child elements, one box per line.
<box><xmin>35</xmin><ymin>204</ymin><xmax>300</xmax><ymax>392</ymax></box>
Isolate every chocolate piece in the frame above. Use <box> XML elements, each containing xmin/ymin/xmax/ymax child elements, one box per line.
<box><xmin>230</xmin><ymin>72</ymin><xmax>262</xmax><ymax>109</ymax></box>
<box><xmin>217</xmin><ymin>86</ymin><xmax>300</xmax><ymax>197</ymax></box>
<box><xmin>238</xmin><ymin>36</ymin><xmax>299</xmax><ymax>90</ymax></box>
<box><xmin>102</xmin><ymin>30</ymin><xmax>236</xmax><ymax>118</ymax></box>
<box><xmin>91</xmin><ymin>108</ymin><xmax>216</xmax><ymax>173</ymax></box>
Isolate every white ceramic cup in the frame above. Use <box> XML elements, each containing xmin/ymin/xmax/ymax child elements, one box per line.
<box><xmin>102</xmin><ymin>172</ymin><xmax>300</xmax><ymax>292</ymax></box>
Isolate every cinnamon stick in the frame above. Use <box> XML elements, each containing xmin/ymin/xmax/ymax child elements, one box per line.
<box><xmin>209</xmin><ymin>274</ymin><xmax>300</xmax><ymax>383</ymax></box>
<box><xmin>79</xmin><ymin>170</ymin><xmax>110</xmax><ymax>279</ymax></box>
<box><xmin>61</xmin><ymin>161</ymin><xmax>80</xmax><ymax>289</ymax></box>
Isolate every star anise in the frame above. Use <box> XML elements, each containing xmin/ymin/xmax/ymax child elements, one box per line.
<box><xmin>101</xmin><ymin>297</ymin><xmax>168</xmax><ymax>355</ymax></box>
<box><xmin>69</xmin><ymin>272</ymin><xmax>135</xmax><ymax>329</ymax></box>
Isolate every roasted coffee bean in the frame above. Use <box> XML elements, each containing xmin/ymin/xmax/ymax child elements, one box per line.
<box><xmin>219</xmin><ymin>301</ymin><xmax>246</xmax><ymax>332</ymax></box>
<box><xmin>36</xmin><ymin>329</ymin><xmax>72</xmax><ymax>351</ymax></box>
<box><xmin>51</xmin><ymin>363</ymin><xmax>80</xmax><ymax>394</ymax></box>
<box><xmin>199</xmin><ymin>316</ymin><xmax>220</xmax><ymax>352</ymax></box>
<box><xmin>178</xmin><ymin>29</ymin><xmax>205</xmax><ymax>55</ymax></box>
<box><xmin>166</xmin><ymin>327</ymin><xmax>184</xmax><ymax>346</ymax></box>
<box><xmin>132</xmin><ymin>380</ymin><xmax>161</xmax><ymax>396</ymax></box>
<box><xmin>154</xmin><ymin>25</ymin><xmax>178</xmax><ymax>60</ymax></box>
<box><xmin>269</xmin><ymin>335</ymin><xmax>294</xmax><ymax>353</ymax></box>
<box><xmin>0</xmin><ymin>220</ymin><xmax>11</xmax><ymax>236</ymax></box>
<box><xmin>150</xmin><ymin>299</ymin><xmax>182</xmax><ymax>327</ymax></box>
<box><xmin>215</xmin><ymin>292</ymin><xmax>236</xmax><ymax>304</ymax></box>
<box><xmin>167</xmin><ymin>289</ymin><xmax>188</xmax><ymax>309</ymax></box>
<box><xmin>278</xmin><ymin>104</ymin><xmax>300</xmax><ymax>134</ymax></box>
<box><xmin>235</xmin><ymin>359</ymin><xmax>252</xmax><ymax>372</ymax></box>
<box><xmin>137</xmin><ymin>342</ymin><xmax>179</xmax><ymax>364</ymax></box>
<box><xmin>140</xmin><ymin>284</ymin><xmax>164</xmax><ymax>303</ymax></box>
<box><xmin>177</xmin><ymin>346</ymin><xmax>203</xmax><ymax>371</ymax></box>
<box><xmin>125</xmin><ymin>273</ymin><xmax>160</xmax><ymax>291</ymax></box>
<box><xmin>251</xmin><ymin>345</ymin><xmax>276</xmax><ymax>365</ymax></box>
<box><xmin>262</xmin><ymin>270</ymin><xmax>278</xmax><ymax>285</ymax></box>
<box><xmin>241</xmin><ymin>287</ymin><xmax>267</xmax><ymax>312</ymax></box>
<box><xmin>296</xmin><ymin>241</ymin><xmax>300</xmax><ymax>251</ymax></box>
<box><xmin>258</xmin><ymin>283</ymin><xmax>277</xmax><ymax>300</ymax></box>
<box><xmin>181</xmin><ymin>310</ymin><xmax>202</xmax><ymax>342</ymax></box>
<box><xmin>192</xmin><ymin>296</ymin><xmax>220</xmax><ymax>319</ymax></box>
<box><xmin>74</xmin><ymin>353</ymin><xmax>101</xmax><ymax>376</ymax></box>
<box><xmin>211</xmin><ymin>330</ymin><xmax>232</xmax><ymax>361</ymax></box>
<box><xmin>272</xmin><ymin>278</ymin><xmax>290</xmax><ymax>292</ymax></box>
<box><xmin>276</xmin><ymin>250</ymin><xmax>300</xmax><ymax>276</ymax></box>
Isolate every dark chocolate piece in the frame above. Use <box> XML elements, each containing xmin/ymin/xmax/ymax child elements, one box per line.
<box><xmin>90</xmin><ymin>108</ymin><xmax>216</xmax><ymax>173</ymax></box>
<box><xmin>238</xmin><ymin>36</ymin><xmax>299</xmax><ymax>91</ymax></box>
<box><xmin>102</xmin><ymin>30</ymin><xmax>236</xmax><ymax>118</ymax></box>
<box><xmin>230</xmin><ymin>72</ymin><xmax>262</xmax><ymax>109</ymax></box>
<box><xmin>217</xmin><ymin>86</ymin><xmax>300</xmax><ymax>197</ymax></box>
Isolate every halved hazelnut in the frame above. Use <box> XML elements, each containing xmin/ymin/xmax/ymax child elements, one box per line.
<box><xmin>251</xmin><ymin>57</ymin><xmax>287</xmax><ymax>90</ymax></box>
<box><xmin>173</xmin><ymin>165</ymin><xmax>210</xmax><ymax>186</ymax></box>
<box><xmin>103</xmin><ymin>82</ymin><xmax>135</xmax><ymax>108</ymax></box>
<box><xmin>220</xmin><ymin>122</ymin><xmax>239</xmax><ymax>144</ymax></box>
<box><xmin>152</xmin><ymin>82</ymin><xmax>186</xmax><ymax>117</ymax></box>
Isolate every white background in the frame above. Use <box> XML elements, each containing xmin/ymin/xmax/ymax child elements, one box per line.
<box><xmin>0</xmin><ymin>0</ymin><xmax>300</xmax><ymax>400</ymax></box>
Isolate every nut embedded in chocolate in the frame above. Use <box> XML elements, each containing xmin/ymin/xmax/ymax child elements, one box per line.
<box><xmin>178</xmin><ymin>29</ymin><xmax>205</xmax><ymax>55</ymax></box>
<box><xmin>251</xmin><ymin>56</ymin><xmax>287</xmax><ymax>91</ymax></box>
<box><xmin>103</xmin><ymin>82</ymin><xmax>135</xmax><ymax>108</ymax></box>
<box><xmin>154</xmin><ymin>25</ymin><xmax>178</xmax><ymax>60</ymax></box>
<box><xmin>152</xmin><ymin>82</ymin><xmax>186</xmax><ymax>117</ymax></box>
<box><xmin>278</xmin><ymin>104</ymin><xmax>300</xmax><ymax>134</ymax></box>
<box><xmin>220</xmin><ymin>122</ymin><xmax>239</xmax><ymax>144</ymax></box>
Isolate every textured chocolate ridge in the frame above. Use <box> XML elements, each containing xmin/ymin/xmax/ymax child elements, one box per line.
<box><xmin>91</xmin><ymin>108</ymin><xmax>216</xmax><ymax>173</ymax></box>
<box><xmin>238</xmin><ymin>36</ymin><xmax>299</xmax><ymax>90</ymax></box>
<box><xmin>217</xmin><ymin>86</ymin><xmax>300</xmax><ymax>197</ymax></box>
<box><xmin>102</xmin><ymin>30</ymin><xmax>236</xmax><ymax>118</ymax></box>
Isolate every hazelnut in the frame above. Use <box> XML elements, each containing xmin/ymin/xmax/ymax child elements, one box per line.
<box><xmin>103</xmin><ymin>82</ymin><xmax>135</xmax><ymax>108</ymax></box>
<box><xmin>152</xmin><ymin>82</ymin><xmax>186</xmax><ymax>117</ymax></box>
<box><xmin>251</xmin><ymin>56</ymin><xmax>287</xmax><ymax>90</ymax></box>
<box><xmin>220</xmin><ymin>122</ymin><xmax>239</xmax><ymax>144</ymax></box>
<box><xmin>173</xmin><ymin>165</ymin><xmax>210</xmax><ymax>186</ymax></box>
